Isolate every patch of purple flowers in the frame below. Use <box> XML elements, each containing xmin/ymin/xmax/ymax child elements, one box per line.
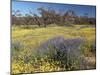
<box><xmin>37</xmin><ymin>36</ymin><xmax>85</xmax><ymax>70</ymax></box>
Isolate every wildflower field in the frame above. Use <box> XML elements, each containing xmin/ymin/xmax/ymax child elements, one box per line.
<box><xmin>12</xmin><ymin>24</ymin><xmax>96</xmax><ymax>74</ymax></box>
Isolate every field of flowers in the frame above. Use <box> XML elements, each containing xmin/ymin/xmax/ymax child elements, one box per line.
<box><xmin>12</xmin><ymin>25</ymin><xmax>96</xmax><ymax>74</ymax></box>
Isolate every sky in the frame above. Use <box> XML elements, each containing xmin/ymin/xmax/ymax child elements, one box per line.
<box><xmin>12</xmin><ymin>1</ymin><xmax>96</xmax><ymax>18</ymax></box>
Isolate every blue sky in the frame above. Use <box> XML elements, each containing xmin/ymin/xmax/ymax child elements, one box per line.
<box><xmin>12</xmin><ymin>1</ymin><xmax>96</xmax><ymax>18</ymax></box>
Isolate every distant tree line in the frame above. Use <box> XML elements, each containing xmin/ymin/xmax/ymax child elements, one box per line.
<box><xmin>12</xmin><ymin>7</ymin><xmax>96</xmax><ymax>27</ymax></box>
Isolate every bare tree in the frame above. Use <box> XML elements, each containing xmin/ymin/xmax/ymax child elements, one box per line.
<box><xmin>64</xmin><ymin>10</ymin><xmax>77</xmax><ymax>26</ymax></box>
<box><xmin>12</xmin><ymin>8</ymin><xmax>95</xmax><ymax>26</ymax></box>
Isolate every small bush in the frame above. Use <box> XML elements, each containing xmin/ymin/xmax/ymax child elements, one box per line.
<box><xmin>90</xmin><ymin>42</ymin><xmax>96</xmax><ymax>54</ymax></box>
<box><xmin>81</xmin><ymin>41</ymin><xmax>96</xmax><ymax>56</ymax></box>
<box><xmin>12</xmin><ymin>41</ymin><xmax>25</xmax><ymax>60</ymax></box>
<box><xmin>37</xmin><ymin>36</ymin><xmax>85</xmax><ymax>70</ymax></box>
<box><xmin>12</xmin><ymin>41</ymin><xmax>24</xmax><ymax>51</ymax></box>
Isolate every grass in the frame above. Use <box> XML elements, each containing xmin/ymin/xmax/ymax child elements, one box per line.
<box><xmin>12</xmin><ymin>24</ymin><xmax>96</xmax><ymax>74</ymax></box>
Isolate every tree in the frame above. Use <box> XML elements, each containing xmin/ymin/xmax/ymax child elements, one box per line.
<box><xmin>64</xmin><ymin>10</ymin><xmax>77</xmax><ymax>26</ymax></box>
<box><xmin>37</xmin><ymin>7</ymin><xmax>63</xmax><ymax>27</ymax></box>
<box><xmin>12</xmin><ymin>10</ymin><xmax>22</xmax><ymax>25</ymax></box>
<box><xmin>37</xmin><ymin>7</ymin><xmax>49</xmax><ymax>27</ymax></box>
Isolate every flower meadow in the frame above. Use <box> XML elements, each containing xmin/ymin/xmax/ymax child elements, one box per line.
<box><xmin>12</xmin><ymin>25</ymin><xmax>96</xmax><ymax>74</ymax></box>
